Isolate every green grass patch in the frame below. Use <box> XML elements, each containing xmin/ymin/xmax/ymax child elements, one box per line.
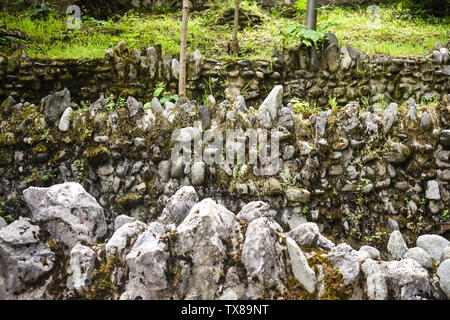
<box><xmin>324</xmin><ymin>3</ymin><xmax>450</xmax><ymax>57</ymax></box>
<box><xmin>0</xmin><ymin>1</ymin><xmax>448</xmax><ymax>60</ymax></box>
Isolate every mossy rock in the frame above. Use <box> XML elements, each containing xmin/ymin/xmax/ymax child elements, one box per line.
<box><xmin>7</xmin><ymin>50</ymin><xmax>22</xmax><ymax>73</ymax></box>
<box><xmin>32</xmin><ymin>144</ymin><xmax>47</xmax><ymax>157</ymax></box>
<box><xmin>84</xmin><ymin>146</ymin><xmax>110</xmax><ymax>167</ymax></box>
<box><xmin>0</xmin><ymin>149</ymin><xmax>12</xmax><ymax>166</ymax></box>
<box><xmin>261</xmin><ymin>178</ymin><xmax>283</xmax><ymax>196</ymax></box>
<box><xmin>117</xmin><ymin>193</ymin><xmax>143</xmax><ymax>209</ymax></box>
<box><xmin>0</xmin><ymin>132</ymin><xmax>17</xmax><ymax>147</ymax></box>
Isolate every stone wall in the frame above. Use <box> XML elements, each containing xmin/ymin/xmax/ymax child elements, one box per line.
<box><xmin>0</xmin><ymin>75</ymin><xmax>449</xmax><ymax>250</ymax></box>
<box><xmin>1</xmin><ymin>40</ymin><xmax>450</xmax><ymax>108</ymax></box>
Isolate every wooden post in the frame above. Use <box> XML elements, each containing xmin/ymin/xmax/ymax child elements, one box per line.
<box><xmin>232</xmin><ymin>0</ymin><xmax>240</xmax><ymax>54</ymax></box>
<box><xmin>179</xmin><ymin>0</ymin><xmax>190</xmax><ymax>97</ymax></box>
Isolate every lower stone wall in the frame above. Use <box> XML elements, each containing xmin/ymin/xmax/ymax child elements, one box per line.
<box><xmin>1</xmin><ymin>40</ymin><xmax>449</xmax><ymax>109</ymax></box>
<box><xmin>0</xmin><ymin>80</ymin><xmax>449</xmax><ymax>250</ymax></box>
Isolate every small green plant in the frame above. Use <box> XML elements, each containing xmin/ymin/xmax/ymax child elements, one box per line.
<box><xmin>329</xmin><ymin>96</ymin><xmax>339</xmax><ymax>110</ymax></box>
<box><xmin>274</xmin><ymin>21</ymin><xmax>326</xmax><ymax>48</ymax></box>
<box><xmin>292</xmin><ymin>98</ymin><xmax>320</xmax><ymax>113</ymax></box>
<box><xmin>294</xmin><ymin>0</ymin><xmax>308</xmax><ymax>12</ymax></box>
<box><xmin>41</xmin><ymin>128</ymin><xmax>49</xmax><ymax>139</ymax></box>
<box><xmin>153</xmin><ymin>82</ymin><xmax>179</xmax><ymax>105</ymax></box>
<box><xmin>0</xmin><ymin>201</ymin><xmax>12</xmax><ymax>222</ymax></box>
<box><xmin>41</xmin><ymin>171</ymin><xmax>55</xmax><ymax>182</ymax></box>
<box><xmin>27</xmin><ymin>3</ymin><xmax>51</xmax><ymax>19</ymax></box>
<box><xmin>364</xmin><ymin>231</ymin><xmax>387</xmax><ymax>243</ymax></box>
<box><xmin>302</xmin><ymin>205</ymin><xmax>309</xmax><ymax>215</ymax></box>
<box><xmin>442</xmin><ymin>209</ymin><xmax>449</xmax><ymax>222</ymax></box>
<box><xmin>105</xmin><ymin>95</ymin><xmax>125</xmax><ymax>111</ymax></box>
<box><xmin>152</xmin><ymin>0</ymin><xmax>176</xmax><ymax>14</ymax></box>
<box><xmin>73</xmin><ymin>160</ymin><xmax>84</xmax><ymax>180</ymax></box>
<box><xmin>80</xmin><ymin>101</ymin><xmax>89</xmax><ymax>112</ymax></box>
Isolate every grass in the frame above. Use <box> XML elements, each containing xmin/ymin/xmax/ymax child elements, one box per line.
<box><xmin>324</xmin><ymin>3</ymin><xmax>450</xmax><ymax>57</ymax></box>
<box><xmin>0</xmin><ymin>0</ymin><xmax>448</xmax><ymax>60</ymax></box>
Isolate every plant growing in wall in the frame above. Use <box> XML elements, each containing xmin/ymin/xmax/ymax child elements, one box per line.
<box><xmin>273</xmin><ymin>22</ymin><xmax>326</xmax><ymax>49</ymax></box>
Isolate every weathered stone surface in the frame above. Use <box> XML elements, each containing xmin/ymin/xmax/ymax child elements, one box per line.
<box><xmin>437</xmin><ymin>259</ymin><xmax>450</xmax><ymax>299</ymax></box>
<box><xmin>58</xmin><ymin>107</ymin><xmax>73</xmax><ymax>132</ymax></box>
<box><xmin>327</xmin><ymin>243</ymin><xmax>360</xmax><ymax>285</ymax></box>
<box><xmin>176</xmin><ymin>198</ymin><xmax>239</xmax><ymax>299</ymax></box>
<box><xmin>425</xmin><ymin>180</ymin><xmax>441</xmax><ymax>200</ymax></box>
<box><xmin>285</xmin><ymin>187</ymin><xmax>311</xmax><ymax>204</ymax></box>
<box><xmin>417</xmin><ymin>235</ymin><xmax>450</xmax><ymax>262</ymax></box>
<box><xmin>126</xmin><ymin>96</ymin><xmax>142</xmax><ymax>117</ymax></box>
<box><xmin>387</xmin><ymin>142</ymin><xmax>411</xmax><ymax>164</ymax></box>
<box><xmin>106</xmin><ymin>220</ymin><xmax>147</xmax><ymax>259</ymax></box>
<box><xmin>381</xmin><ymin>259</ymin><xmax>436</xmax><ymax>300</ymax></box>
<box><xmin>0</xmin><ymin>218</ymin><xmax>55</xmax><ymax>298</ymax></box>
<box><xmin>121</xmin><ymin>222</ymin><xmax>169</xmax><ymax>300</ymax></box>
<box><xmin>404</xmin><ymin>247</ymin><xmax>433</xmax><ymax>269</ymax></box>
<box><xmin>360</xmin><ymin>245</ymin><xmax>381</xmax><ymax>260</ymax></box>
<box><xmin>257</xmin><ymin>85</ymin><xmax>283</xmax><ymax>128</ymax></box>
<box><xmin>387</xmin><ymin>230</ymin><xmax>408</xmax><ymax>261</ymax></box>
<box><xmin>381</xmin><ymin>103</ymin><xmax>398</xmax><ymax>134</ymax></box>
<box><xmin>236</xmin><ymin>201</ymin><xmax>273</xmax><ymax>222</ymax></box>
<box><xmin>190</xmin><ymin>161</ymin><xmax>205</xmax><ymax>186</ymax></box>
<box><xmin>362</xmin><ymin>259</ymin><xmax>388</xmax><ymax>300</ymax></box>
<box><xmin>261</xmin><ymin>178</ymin><xmax>283</xmax><ymax>195</ymax></box>
<box><xmin>23</xmin><ymin>183</ymin><xmax>107</xmax><ymax>249</ymax></box>
<box><xmin>441</xmin><ymin>247</ymin><xmax>450</xmax><ymax>263</ymax></box>
<box><xmin>158</xmin><ymin>186</ymin><xmax>199</xmax><ymax>225</ymax></box>
<box><xmin>287</xmin><ymin>222</ymin><xmax>320</xmax><ymax>248</ymax></box>
<box><xmin>66</xmin><ymin>244</ymin><xmax>97</xmax><ymax>293</ymax></box>
<box><xmin>286</xmin><ymin>237</ymin><xmax>316</xmax><ymax>294</ymax></box>
<box><xmin>0</xmin><ymin>217</ymin><xmax>6</xmax><ymax>230</ymax></box>
<box><xmin>114</xmin><ymin>215</ymin><xmax>135</xmax><ymax>231</ymax></box>
<box><xmin>40</xmin><ymin>88</ymin><xmax>71</xmax><ymax>123</ymax></box>
<box><xmin>242</xmin><ymin>217</ymin><xmax>285</xmax><ymax>289</ymax></box>
<box><xmin>150</xmin><ymin>97</ymin><xmax>164</xmax><ymax>114</ymax></box>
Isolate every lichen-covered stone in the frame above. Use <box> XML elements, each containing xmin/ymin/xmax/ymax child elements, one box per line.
<box><xmin>23</xmin><ymin>183</ymin><xmax>107</xmax><ymax>249</ymax></box>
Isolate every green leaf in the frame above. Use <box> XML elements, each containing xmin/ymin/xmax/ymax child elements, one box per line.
<box><xmin>153</xmin><ymin>86</ymin><xmax>164</xmax><ymax>98</ymax></box>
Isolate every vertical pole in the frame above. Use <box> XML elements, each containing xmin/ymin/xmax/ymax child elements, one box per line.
<box><xmin>232</xmin><ymin>0</ymin><xmax>240</xmax><ymax>54</ymax></box>
<box><xmin>305</xmin><ymin>0</ymin><xmax>319</xmax><ymax>69</ymax></box>
<box><xmin>305</xmin><ymin>0</ymin><xmax>318</xmax><ymax>31</ymax></box>
<box><xmin>179</xmin><ymin>0</ymin><xmax>189</xmax><ymax>97</ymax></box>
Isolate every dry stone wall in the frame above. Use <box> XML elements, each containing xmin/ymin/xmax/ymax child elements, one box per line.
<box><xmin>1</xmin><ymin>40</ymin><xmax>450</xmax><ymax>109</ymax></box>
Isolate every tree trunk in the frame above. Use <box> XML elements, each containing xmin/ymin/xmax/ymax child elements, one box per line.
<box><xmin>232</xmin><ymin>0</ymin><xmax>239</xmax><ymax>54</ymax></box>
<box><xmin>178</xmin><ymin>0</ymin><xmax>190</xmax><ymax>97</ymax></box>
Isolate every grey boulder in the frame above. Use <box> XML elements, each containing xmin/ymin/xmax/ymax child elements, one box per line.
<box><xmin>121</xmin><ymin>222</ymin><xmax>169</xmax><ymax>300</ymax></box>
<box><xmin>0</xmin><ymin>218</ymin><xmax>55</xmax><ymax>297</ymax></box>
<box><xmin>286</xmin><ymin>237</ymin><xmax>316</xmax><ymax>294</ymax></box>
<box><xmin>158</xmin><ymin>186</ymin><xmax>199</xmax><ymax>225</ymax></box>
<box><xmin>40</xmin><ymin>88</ymin><xmax>71</xmax><ymax>123</ymax></box>
<box><xmin>387</xmin><ymin>230</ymin><xmax>408</xmax><ymax>260</ymax></box>
<box><xmin>417</xmin><ymin>234</ymin><xmax>450</xmax><ymax>262</ymax></box>
<box><xmin>236</xmin><ymin>201</ymin><xmax>273</xmax><ymax>222</ymax></box>
<box><xmin>106</xmin><ymin>220</ymin><xmax>147</xmax><ymax>259</ymax></box>
<box><xmin>176</xmin><ymin>198</ymin><xmax>239</xmax><ymax>299</ymax></box>
<box><xmin>66</xmin><ymin>244</ymin><xmax>97</xmax><ymax>294</ymax></box>
<box><xmin>437</xmin><ymin>259</ymin><xmax>450</xmax><ymax>299</ymax></box>
<box><xmin>23</xmin><ymin>182</ymin><xmax>107</xmax><ymax>249</ymax></box>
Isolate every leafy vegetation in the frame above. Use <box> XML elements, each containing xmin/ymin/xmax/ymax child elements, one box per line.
<box><xmin>0</xmin><ymin>1</ymin><xmax>448</xmax><ymax>60</ymax></box>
